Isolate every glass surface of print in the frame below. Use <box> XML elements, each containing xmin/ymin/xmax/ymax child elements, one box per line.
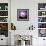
<box><xmin>17</xmin><ymin>9</ymin><xmax>29</xmax><ymax>21</ymax></box>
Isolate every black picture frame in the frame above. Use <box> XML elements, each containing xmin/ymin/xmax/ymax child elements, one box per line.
<box><xmin>17</xmin><ymin>9</ymin><xmax>29</xmax><ymax>21</ymax></box>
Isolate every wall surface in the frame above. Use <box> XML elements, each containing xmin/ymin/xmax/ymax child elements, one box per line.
<box><xmin>11</xmin><ymin>0</ymin><xmax>46</xmax><ymax>46</ymax></box>
<box><xmin>11</xmin><ymin>0</ymin><xmax>38</xmax><ymax>30</ymax></box>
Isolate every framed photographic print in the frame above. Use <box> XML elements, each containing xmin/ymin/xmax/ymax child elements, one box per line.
<box><xmin>38</xmin><ymin>29</ymin><xmax>46</xmax><ymax>37</ymax></box>
<box><xmin>0</xmin><ymin>23</ymin><xmax>8</xmax><ymax>37</ymax></box>
<box><xmin>17</xmin><ymin>9</ymin><xmax>29</xmax><ymax>21</ymax></box>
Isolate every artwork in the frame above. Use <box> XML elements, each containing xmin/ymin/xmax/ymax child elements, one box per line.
<box><xmin>0</xmin><ymin>11</ymin><xmax>8</xmax><ymax>16</ymax></box>
<box><xmin>38</xmin><ymin>3</ymin><xmax>46</xmax><ymax>10</ymax></box>
<box><xmin>17</xmin><ymin>9</ymin><xmax>29</xmax><ymax>21</ymax></box>
<box><xmin>38</xmin><ymin>29</ymin><xmax>46</xmax><ymax>37</ymax></box>
<box><xmin>38</xmin><ymin>11</ymin><xmax>46</xmax><ymax>16</ymax></box>
<box><xmin>0</xmin><ymin>3</ymin><xmax>8</xmax><ymax>10</ymax></box>
<box><xmin>0</xmin><ymin>17</ymin><xmax>8</xmax><ymax>22</ymax></box>
<box><xmin>38</xmin><ymin>17</ymin><xmax>46</xmax><ymax>22</ymax></box>
<box><xmin>11</xmin><ymin>23</ymin><xmax>16</xmax><ymax>30</ymax></box>
<box><xmin>0</xmin><ymin>23</ymin><xmax>8</xmax><ymax>37</ymax></box>
<box><xmin>38</xmin><ymin>23</ymin><xmax>46</xmax><ymax>28</ymax></box>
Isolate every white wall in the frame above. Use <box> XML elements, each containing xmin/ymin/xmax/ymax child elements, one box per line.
<box><xmin>11</xmin><ymin>0</ymin><xmax>46</xmax><ymax>30</ymax></box>
<box><xmin>11</xmin><ymin>0</ymin><xmax>38</xmax><ymax>30</ymax></box>
<box><xmin>11</xmin><ymin>0</ymin><xmax>46</xmax><ymax>46</ymax></box>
